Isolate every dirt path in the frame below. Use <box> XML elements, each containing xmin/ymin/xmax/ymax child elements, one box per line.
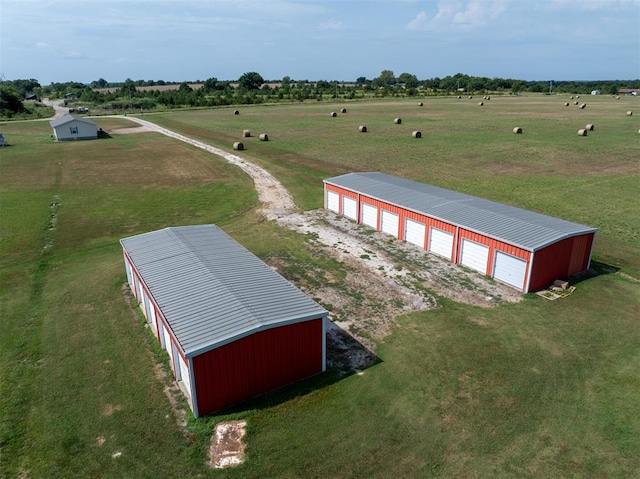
<box><xmin>117</xmin><ymin>116</ymin><xmax>521</xmax><ymax>370</ymax></box>
<box><xmin>42</xmin><ymin>98</ymin><xmax>69</xmax><ymax>119</ymax></box>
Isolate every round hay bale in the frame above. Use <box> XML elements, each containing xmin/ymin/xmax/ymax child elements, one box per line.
<box><xmin>580</xmin><ymin>103</ymin><xmax>586</xmax><ymax>109</ymax></box>
<box><xmin>513</xmin><ymin>127</ymin><xmax>523</xmax><ymax>134</ymax></box>
<box><xmin>233</xmin><ymin>141</ymin><xmax>244</xmax><ymax>150</ymax></box>
<box><xmin>358</xmin><ymin>125</ymin><xmax>367</xmax><ymax>133</ymax></box>
<box><xmin>259</xmin><ymin>133</ymin><xmax>269</xmax><ymax>141</ymax></box>
<box><xmin>233</xmin><ymin>110</ymin><xmax>240</xmax><ymax>115</ymax></box>
<box><xmin>486</xmin><ymin>96</ymin><xmax>490</xmax><ymax>100</ymax></box>
<box><xmin>574</xmin><ymin>101</ymin><xmax>579</xmax><ymax>105</ymax></box>
<box><xmin>570</xmin><ymin>96</ymin><xmax>574</xmax><ymax>99</ymax></box>
<box><xmin>394</xmin><ymin>118</ymin><xmax>402</xmax><ymax>124</ymax></box>
<box><xmin>577</xmin><ymin>129</ymin><xmax>587</xmax><ymax>137</ymax></box>
<box><xmin>638</xmin><ymin>128</ymin><xmax>640</xmax><ymax>134</ymax></box>
<box><xmin>478</xmin><ymin>102</ymin><xmax>484</xmax><ymax>106</ymax></box>
<box><xmin>412</xmin><ymin>131</ymin><xmax>422</xmax><ymax>138</ymax></box>
<box><xmin>468</xmin><ymin>95</ymin><xmax>473</xmax><ymax>99</ymax></box>
<box><xmin>242</xmin><ymin>129</ymin><xmax>251</xmax><ymax>138</ymax></box>
<box><xmin>576</xmin><ymin>95</ymin><xmax>580</xmax><ymax>98</ymax></box>
<box><xmin>418</xmin><ymin>102</ymin><xmax>423</xmax><ymax>106</ymax></box>
<box><xmin>585</xmin><ymin>124</ymin><xmax>594</xmax><ymax>131</ymax></box>
<box><xmin>457</xmin><ymin>95</ymin><xmax>462</xmax><ymax>99</ymax></box>
<box><xmin>616</xmin><ymin>96</ymin><xmax>620</xmax><ymax>100</ymax></box>
<box><xmin>330</xmin><ymin>111</ymin><xmax>337</xmax><ymax>117</ymax></box>
<box><xmin>564</xmin><ymin>102</ymin><xmax>570</xmax><ymax>106</ymax></box>
<box><xmin>340</xmin><ymin>108</ymin><xmax>347</xmax><ymax>113</ymax></box>
<box><xmin>627</xmin><ymin>110</ymin><xmax>633</xmax><ymax>116</ymax></box>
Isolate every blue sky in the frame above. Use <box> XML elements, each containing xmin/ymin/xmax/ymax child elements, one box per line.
<box><xmin>1</xmin><ymin>0</ymin><xmax>639</xmax><ymax>84</ymax></box>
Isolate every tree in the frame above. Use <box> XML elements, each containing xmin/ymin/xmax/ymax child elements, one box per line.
<box><xmin>178</xmin><ymin>82</ymin><xmax>193</xmax><ymax>93</ymax></box>
<box><xmin>0</xmin><ymin>86</ymin><xmax>25</xmax><ymax>116</ymax></box>
<box><xmin>356</xmin><ymin>76</ymin><xmax>367</xmax><ymax>85</ymax></box>
<box><xmin>372</xmin><ymin>70</ymin><xmax>396</xmax><ymax>88</ymax></box>
<box><xmin>238</xmin><ymin>72</ymin><xmax>264</xmax><ymax>90</ymax></box>
<box><xmin>397</xmin><ymin>73</ymin><xmax>418</xmax><ymax>88</ymax></box>
<box><xmin>202</xmin><ymin>77</ymin><xmax>218</xmax><ymax>92</ymax></box>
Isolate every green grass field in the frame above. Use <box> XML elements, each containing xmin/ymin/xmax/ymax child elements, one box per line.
<box><xmin>1</xmin><ymin>95</ymin><xmax>639</xmax><ymax>478</ymax></box>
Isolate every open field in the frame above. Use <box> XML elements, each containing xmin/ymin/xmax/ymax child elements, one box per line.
<box><xmin>1</xmin><ymin>95</ymin><xmax>639</xmax><ymax>478</ymax></box>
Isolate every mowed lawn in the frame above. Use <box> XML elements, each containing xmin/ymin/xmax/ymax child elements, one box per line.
<box><xmin>1</xmin><ymin>95</ymin><xmax>639</xmax><ymax>478</ymax></box>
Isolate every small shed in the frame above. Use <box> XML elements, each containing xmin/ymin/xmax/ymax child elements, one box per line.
<box><xmin>49</xmin><ymin>114</ymin><xmax>98</xmax><ymax>141</ymax></box>
<box><xmin>324</xmin><ymin>172</ymin><xmax>597</xmax><ymax>292</ymax></box>
<box><xmin>120</xmin><ymin>225</ymin><xmax>328</xmax><ymax>417</ymax></box>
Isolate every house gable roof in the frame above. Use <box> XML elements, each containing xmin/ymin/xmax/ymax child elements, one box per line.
<box><xmin>120</xmin><ymin>225</ymin><xmax>327</xmax><ymax>357</ymax></box>
<box><xmin>49</xmin><ymin>114</ymin><xmax>97</xmax><ymax>128</ymax></box>
<box><xmin>324</xmin><ymin>172</ymin><xmax>596</xmax><ymax>252</ymax></box>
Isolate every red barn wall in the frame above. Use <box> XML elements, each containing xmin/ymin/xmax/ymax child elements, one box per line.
<box><xmin>529</xmin><ymin>233</ymin><xmax>595</xmax><ymax>291</ymax></box>
<box><xmin>192</xmin><ymin>318</ymin><xmax>324</xmax><ymax>416</ymax></box>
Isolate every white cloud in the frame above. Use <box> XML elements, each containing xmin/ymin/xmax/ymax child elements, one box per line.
<box><xmin>407</xmin><ymin>0</ymin><xmax>507</xmax><ymax>30</ymax></box>
<box><xmin>317</xmin><ymin>19</ymin><xmax>342</xmax><ymax>30</ymax></box>
<box><xmin>35</xmin><ymin>42</ymin><xmax>51</xmax><ymax>50</ymax></box>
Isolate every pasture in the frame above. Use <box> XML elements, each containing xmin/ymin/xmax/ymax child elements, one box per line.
<box><xmin>1</xmin><ymin>95</ymin><xmax>639</xmax><ymax>478</ymax></box>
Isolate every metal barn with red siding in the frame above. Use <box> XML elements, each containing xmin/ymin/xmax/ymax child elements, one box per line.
<box><xmin>120</xmin><ymin>225</ymin><xmax>328</xmax><ymax>417</ymax></box>
<box><xmin>324</xmin><ymin>172</ymin><xmax>597</xmax><ymax>292</ymax></box>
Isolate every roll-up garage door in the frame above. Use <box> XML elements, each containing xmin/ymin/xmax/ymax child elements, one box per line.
<box><xmin>381</xmin><ymin>211</ymin><xmax>399</xmax><ymax>237</ymax></box>
<box><xmin>162</xmin><ymin>326</ymin><xmax>174</xmax><ymax>365</ymax></box>
<box><xmin>343</xmin><ymin>196</ymin><xmax>357</xmax><ymax>220</ymax></box>
<box><xmin>405</xmin><ymin>219</ymin><xmax>426</xmax><ymax>248</ymax></box>
<box><xmin>429</xmin><ymin>228</ymin><xmax>454</xmax><ymax>259</ymax></box>
<box><xmin>178</xmin><ymin>355</ymin><xmax>191</xmax><ymax>397</ymax></box>
<box><xmin>361</xmin><ymin>203</ymin><xmax>378</xmax><ymax>229</ymax></box>
<box><xmin>460</xmin><ymin>239</ymin><xmax>489</xmax><ymax>274</ymax></box>
<box><xmin>493</xmin><ymin>251</ymin><xmax>527</xmax><ymax>289</ymax></box>
<box><xmin>326</xmin><ymin>191</ymin><xmax>339</xmax><ymax>212</ymax></box>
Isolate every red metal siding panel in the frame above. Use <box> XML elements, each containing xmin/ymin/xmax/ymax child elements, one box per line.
<box><xmin>192</xmin><ymin>318</ymin><xmax>324</xmax><ymax>415</ymax></box>
<box><xmin>529</xmin><ymin>233</ymin><xmax>595</xmax><ymax>291</ymax></box>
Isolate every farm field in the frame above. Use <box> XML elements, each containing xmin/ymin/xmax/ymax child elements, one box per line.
<box><xmin>1</xmin><ymin>95</ymin><xmax>639</xmax><ymax>478</ymax></box>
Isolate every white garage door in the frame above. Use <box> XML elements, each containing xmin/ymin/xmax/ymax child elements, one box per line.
<box><xmin>178</xmin><ymin>355</ymin><xmax>192</xmax><ymax>397</ymax></box>
<box><xmin>460</xmin><ymin>239</ymin><xmax>489</xmax><ymax>274</ymax></box>
<box><xmin>343</xmin><ymin>196</ymin><xmax>357</xmax><ymax>220</ymax></box>
<box><xmin>405</xmin><ymin>219</ymin><xmax>426</xmax><ymax>248</ymax></box>
<box><xmin>162</xmin><ymin>325</ymin><xmax>174</xmax><ymax>365</ymax></box>
<box><xmin>493</xmin><ymin>251</ymin><xmax>528</xmax><ymax>289</ymax></box>
<box><xmin>429</xmin><ymin>228</ymin><xmax>454</xmax><ymax>259</ymax></box>
<box><xmin>361</xmin><ymin>203</ymin><xmax>378</xmax><ymax>229</ymax></box>
<box><xmin>326</xmin><ymin>190</ymin><xmax>339</xmax><ymax>212</ymax></box>
<box><xmin>381</xmin><ymin>210</ymin><xmax>399</xmax><ymax>237</ymax></box>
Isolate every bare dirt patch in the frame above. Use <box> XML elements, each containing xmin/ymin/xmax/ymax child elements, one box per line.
<box><xmin>208</xmin><ymin>420</ymin><xmax>248</xmax><ymax>469</ymax></box>
<box><xmin>110</xmin><ymin>126</ymin><xmax>154</xmax><ymax>135</ymax></box>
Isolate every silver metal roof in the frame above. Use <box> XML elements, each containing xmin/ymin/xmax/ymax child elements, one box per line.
<box><xmin>49</xmin><ymin>114</ymin><xmax>97</xmax><ymax>128</ymax></box>
<box><xmin>324</xmin><ymin>172</ymin><xmax>596</xmax><ymax>251</ymax></box>
<box><xmin>120</xmin><ymin>225</ymin><xmax>327</xmax><ymax>358</ymax></box>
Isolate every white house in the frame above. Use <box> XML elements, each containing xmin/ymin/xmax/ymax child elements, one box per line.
<box><xmin>49</xmin><ymin>114</ymin><xmax>98</xmax><ymax>141</ymax></box>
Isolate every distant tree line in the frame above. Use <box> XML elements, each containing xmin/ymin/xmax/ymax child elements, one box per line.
<box><xmin>1</xmin><ymin>71</ymin><xmax>638</xmax><ymax>116</ymax></box>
